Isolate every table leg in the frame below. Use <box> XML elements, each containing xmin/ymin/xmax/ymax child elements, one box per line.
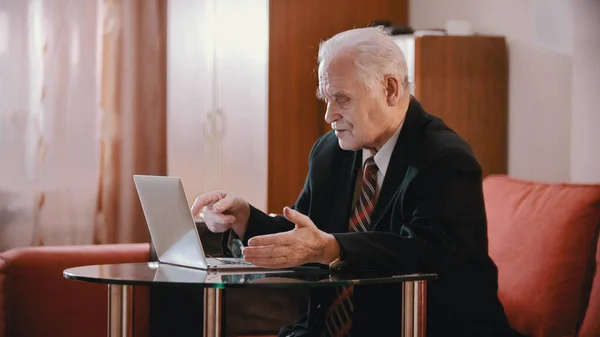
<box><xmin>107</xmin><ymin>284</ymin><xmax>133</xmax><ymax>337</ymax></box>
<box><xmin>203</xmin><ymin>288</ymin><xmax>225</xmax><ymax>337</ymax></box>
<box><xmin>401</xmin><ymin>280</ymin><xmax>427</xmax><ymax>337</ymax></box>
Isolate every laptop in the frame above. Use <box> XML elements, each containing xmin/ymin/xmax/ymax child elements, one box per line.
<box><xmin>133</xmin><ymin>174</ymin><xmax>267</xmax><ymax>270</ymax></box>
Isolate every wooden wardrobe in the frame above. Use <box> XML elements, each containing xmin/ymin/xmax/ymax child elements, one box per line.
<box><xmin>409</xmin><ymin>34</ymin><xmax>508</xmax><ymax>179</ymax></box>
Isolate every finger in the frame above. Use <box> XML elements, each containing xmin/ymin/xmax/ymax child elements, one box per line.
<box><xmin>204</xmin><ymin>216</ymin><xmax>235</xmax><ymax>231</ymax></box>
<box><xmin>283</xmin><ymin>206</ymin><xmax>312</xmax><ymax>228</ymax></box>
<box><xmin>191</xmin><ymin>191</ymin><xmax>225</xmax><ymax>216</ymax></box>
<box><xmin>206</xmin><ymin>224</ymin><xmax>231</xmax><ymax>233</ymax></box>
<box><xmin>204</xmin><ymin>211</ymin><xmax>236</xmax><ymax>226</ymax></box>
<box><xmin>241</xmin><ymin>245</ymin><xmax>289</xmax><ymax>258</ymax></box>
<box><xmin>243</xmin><ymin>256</ymin><xmax>294</xmax><ymax>269</ymax></box>
<box><xmin>212</xmin><ymin>194</ymin><xmax>238</xmax><ymax>213</ymax></box>
<box><xmin>247</xmin><ymin>232</ymin><xmax>291</xmax><ymax>246</ymax></box>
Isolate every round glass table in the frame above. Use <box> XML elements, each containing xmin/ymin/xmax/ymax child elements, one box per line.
<box><xmin>64</xmin><ymin>262</ymin><xmax>436</xmax><ymax>337</ymax></box>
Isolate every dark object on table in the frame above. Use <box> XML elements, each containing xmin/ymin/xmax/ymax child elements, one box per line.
<box><xmin>368</xmin><ymin>21</ymin><xmax>414</xmax><ymax>35</ymax></box>
<box><xmin>389</xmin><ymin>24</ymin><xmax>414</xmax><ymax>35</ymax></box>
<box><xmin>369</xmin><ymin>20</ymin><xmax>392</xmax><ymax>27</ymax></box>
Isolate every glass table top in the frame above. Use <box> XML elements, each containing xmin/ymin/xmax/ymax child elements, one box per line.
<box><xmin>63</xmin><ymin>262</ymin><xmax>437</xmax><ymax>288</ymax></box>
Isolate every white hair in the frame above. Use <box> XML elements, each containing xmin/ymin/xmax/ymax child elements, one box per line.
<box><xmin>318</xmin><ymin>26</ymin><xmax>410</xmax><ymax>98</ymax></box>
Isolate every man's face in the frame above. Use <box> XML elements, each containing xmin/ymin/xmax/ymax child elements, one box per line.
<box><xmin>318</xmin><ymin>55</ymin><xmax>390</xmax><ymax>151</ymax></box>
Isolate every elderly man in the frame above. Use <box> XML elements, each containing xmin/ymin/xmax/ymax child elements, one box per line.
<box><xmin>192</xmin><ymin>27</ymin><xmax>520</xmax><ymax>337</ymax></box>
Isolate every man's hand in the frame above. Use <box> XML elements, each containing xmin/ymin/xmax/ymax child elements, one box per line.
<box><xmin>242</xmin><ymin>207</ymin><xmax>340</xmax><ymax>269</ymax></box>
<box><xmin>190</xmin><ymin>191</ymin><xmax>250</xmax><ymax>239</ymax></box>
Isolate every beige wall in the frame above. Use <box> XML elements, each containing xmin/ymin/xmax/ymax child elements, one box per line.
<box><xmin>411</xmin><ymin>0</ymin><xmax>599</xmax><ymax>183</ymax></box>
<box><xmin>570</xmin><ymin>0</ymin><xmax>600</xmax><ymax>183</ymax></box>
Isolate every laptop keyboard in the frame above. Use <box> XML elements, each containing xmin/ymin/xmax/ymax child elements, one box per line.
<box><xmin>210</xmin><ymin>257</ymin><xmax>253</xmax><ymax>266</ymax></box>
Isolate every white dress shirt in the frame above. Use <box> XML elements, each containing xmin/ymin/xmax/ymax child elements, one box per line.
<box><xmin>361</xmin><ymin>121</ymin><xmax>404</xmax><ymax>199</ymax></box>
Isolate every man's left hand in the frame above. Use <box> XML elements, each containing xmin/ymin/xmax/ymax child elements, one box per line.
<box><xmin>242</xmin><ymin>207</ymin><xmax>340</xmax><ymax>268</ymax></box>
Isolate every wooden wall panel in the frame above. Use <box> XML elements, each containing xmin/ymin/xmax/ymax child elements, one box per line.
<box><xmin>414</xmin><ymin>35</ymin><xmax>508</xmax><ymax>178</ymax></box>
<box><xmin>268</xmin><ymin>0</ymin><xmax>408</xmax><ymax>213</ymax></box>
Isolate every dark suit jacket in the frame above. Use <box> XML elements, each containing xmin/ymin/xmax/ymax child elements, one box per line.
<box><xmin>223</xmin><ymin>98</ymin><xmax>521</xmax><ymax>337</ymax></box>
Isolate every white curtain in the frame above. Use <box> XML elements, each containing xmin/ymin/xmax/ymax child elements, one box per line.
<box><xmin>0</xmin><ymin>0</ymin><xmax>100</xmax><ymax>250</ymax></box>
<box><xmin>0</xmin><ymin>0</ymin><xmax>166</xmax><ymax>250</ymax></box>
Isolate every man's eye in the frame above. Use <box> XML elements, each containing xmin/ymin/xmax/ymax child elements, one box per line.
<box><xmin>336</xmin><ymin>97</ymin><xmax>350</xmax><ymax>105</ymax></box>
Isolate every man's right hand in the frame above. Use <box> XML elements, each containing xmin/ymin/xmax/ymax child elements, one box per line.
<box><xmin>190</xmin><ymin>191</ymin><xmax>250</xmax><ymax>239</ymax></box>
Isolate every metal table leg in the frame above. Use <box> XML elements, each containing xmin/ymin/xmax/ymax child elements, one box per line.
<box><xmin>107</xmin><ymin>284</ymin><xmax>133</xmax><ymax>337</ymax></box>
<box><xmin>204</xmin><ymin>288</ymin><xmax>225</xmax><ymax>337</ymax></box>
<box><xmin>401</xmin><ymin>280</ymin><xmax>427</xmax><ymax>337</ymax></box>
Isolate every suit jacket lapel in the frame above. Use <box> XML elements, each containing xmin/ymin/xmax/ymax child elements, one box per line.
<box><xmin>327</xmin><ymin>150</ymin><xmax>361</xmax><ymax>233</ymax></box>
<box><xmin>371</xmin><ymin>98</ymin><xmax>425</xmax><ymax>230</ymax></box>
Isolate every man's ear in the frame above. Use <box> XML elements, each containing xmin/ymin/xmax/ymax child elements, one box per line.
<box><xmin>384</xmin><ymin>75</ymin><xmax>401</xmax><ymax>106</ymax></box>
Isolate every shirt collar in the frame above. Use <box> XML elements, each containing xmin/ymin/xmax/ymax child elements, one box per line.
<box><xmin>362</xmin><ymin>120</ymin><xmax>404</xmax><ymax>178</ymax></box>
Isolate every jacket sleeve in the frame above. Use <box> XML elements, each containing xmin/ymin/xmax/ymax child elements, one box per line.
<box><xmin>331</xmin><ymin>150</ymin><xmax>488</xmax><ymax>274</ymax></box>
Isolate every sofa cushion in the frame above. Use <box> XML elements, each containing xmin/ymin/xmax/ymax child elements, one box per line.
<box><xmin>579</xmin><ymin>225</ymin><xmax>600</xmax><ymax>337</ymax></box>
<box><xmin>483</xmin><ymin>175</ymin><xmax>600</xmax><ymax>337</ymax></box>
<box><xmin>0</xmin><ymin>243</ymin><xmax>150</xmax><ymax>337</ymax></box>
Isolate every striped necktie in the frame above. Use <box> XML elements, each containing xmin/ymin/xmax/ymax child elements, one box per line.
<box><xmin>322</xmin><ymin>156</ymin><xmax>379</xmax><ymax>337</ymax></box>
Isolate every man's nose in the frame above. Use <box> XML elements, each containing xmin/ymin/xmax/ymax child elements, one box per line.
<box><xmin>324</xmin><ymin>104</ymin><xmax>339</xmax><ymax>124</ymax></box>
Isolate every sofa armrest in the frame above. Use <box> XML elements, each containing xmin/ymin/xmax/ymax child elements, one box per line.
<box><xmin>0</xmin><ymin>243</ymin><xmax>150</xmax><ymax>337</ymax></box>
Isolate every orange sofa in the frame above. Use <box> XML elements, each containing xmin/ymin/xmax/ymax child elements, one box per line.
<box><xmin>1</xmin><ymin>175</ymin><xmax>599</xmax><ymax>337</ymax></box>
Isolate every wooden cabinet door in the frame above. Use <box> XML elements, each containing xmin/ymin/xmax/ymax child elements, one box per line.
<box><xmin>414</xmin><ymin>35</ymin><xmax>508</xmax><ymax>177</ymax></box>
